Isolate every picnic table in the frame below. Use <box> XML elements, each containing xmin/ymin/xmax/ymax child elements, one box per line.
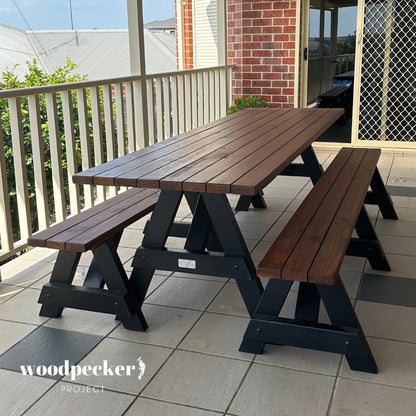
<box><xmin>39</xmin><ymin>107</ymin><xmax>396</xmax><ymax>373</ymax></box>
<box><xmin>73</xmin><ymin>107</ymin><xmax>342</xmax><ymax>314</ymax></box>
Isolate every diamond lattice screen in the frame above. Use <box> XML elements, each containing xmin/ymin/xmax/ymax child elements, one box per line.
<box><xmin>358</xmin><ymin>0</ymin><xmax>416</xmax><ymax>142</ymax></box>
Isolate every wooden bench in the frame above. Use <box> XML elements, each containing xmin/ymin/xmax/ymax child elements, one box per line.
<box><xmin>239</xmin><ymin>148</ymin><xmax>398</xmax><ymax>373</ymax></box>
<box><xmin>28</xmin><ymin>187</ymin><xmax>160</xmax><ymax>331</ymax></box>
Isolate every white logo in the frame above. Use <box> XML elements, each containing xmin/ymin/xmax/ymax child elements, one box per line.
<box><xmin>20</xmin><ymin>358</ymin><xmax>146</xmax><ymax>382</ymax></box>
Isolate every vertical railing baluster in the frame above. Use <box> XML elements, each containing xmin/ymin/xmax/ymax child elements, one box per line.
<box><xmin>76</xmin><ymin>88</ymin><xmax>94</xmax><ymax>208</ymax></box>
<box><xmin>209</xmin><ymin>71</ymin><xmax>215</xmax><ymax>122</ymax></box>
<box><xmin>133</xmin><ymin>79</ymin><xmax>149</xmax><ymax>150</ymax></box>
<box><xmin>90</xmin><ymin>86</ymin><xmax>105</xmax><ymax>202</ymax></box>
<box><xmin>61</xmin><ymin>90</ymin><xmax>81</xmax><ymax>214</ymax></box>
<box><xmin>114</xmin><ymin>83</ymin><xmax>126</xmax><ymax>157</ymax></box>
<box><xmin>103</xmin><ymin>84</ymin><xmax>117</xmax><ymax>197</ymax></box>
<box><xmin>155</xmin><ymin>78</ymin><xmax>163</xmax><ymax>142</ymax></box>
<box><xmin>125</xmin><ymin>81</ymin><xmax>136</xmax><ymax>153</ymax></box>
<box><xmin>178</xmin><ymin>74</ymin><xmax>185</xmax><ymax>133</ymax></box>
<box><xmin>215</xmin><ymin>69</ymin><xmax>221</xmax><ymax>120</ymax></box>
<box><xmin>45</xmin><ymin>92</ymin><xmax>66</xmax><ymax>222</ymax></box>
<box><xmin>220</xmin><ymin>68</ymin><xmax>227</xmax><ymax>117</ymax></box>
<box><xmin>0</xmin><ymin>114</ymin><xmax>14</xmax><ymax>257</ymax></box>
<box><xmin>9</xmin><ymin>97</ymin><xmax>31</xmax><ymax>241</ymax></box>
<box><xmin>28</xmin><ymin>95</ymin><xmax>49</xmax><ymax>229</ymax></box>
<box><xmin>163</xmin><ymin>76</ymin><xmax>171</xmax><ymax>139</ymax></box>
<box><xmin>185</xmin><ymin>73</ymin><xmax>192</xmax><ymax>131</ymax></box>
<box><xmin>197</xmin><ymin>72</ymin><xmax>204</xmax><ymax>126</ymax></box>
<box><xmin>203</xmin><ymin>71</ymin><xmax>210</xmax><ymax>124</ymax></box>
<box><xmin>191</xmin><ymin>73</ymin><xmax>198</xmax><ymax>129</ymax></box>
<box><xmin>171</xmin><ymin>76</ymin><xmax>179</xmax><ymax>136</ymax></box>
<box><xmin>146</xmin><ymin>78</ymin><xmax>155</xmax><ymax>144</ymax></box>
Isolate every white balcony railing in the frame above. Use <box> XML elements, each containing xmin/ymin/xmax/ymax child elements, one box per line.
<box><xmin>0</xmin><ymin>65</ymin><xmax>234</xmax><ymax>267</ymax></box>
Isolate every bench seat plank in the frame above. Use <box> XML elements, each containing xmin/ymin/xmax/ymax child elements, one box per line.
<box><xmin>257</xmin><ymin>148</ymin><xmax>381</xmax><ymax>284</ymax></box>
<box><xmin>309</xmin><ymin>149</ymin><xmax>381</xmax><ymax>284</ymax></box>
<box><xmin>28</xmin><ymin>188</ymin><xmax>159</xmax><ymax>252</ymax></box>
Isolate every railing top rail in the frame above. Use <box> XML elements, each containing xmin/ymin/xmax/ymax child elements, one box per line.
<box><xmin>0</xmin><ymin>65</ymin><xmax>234</xmax><ymax>99</ymax></box>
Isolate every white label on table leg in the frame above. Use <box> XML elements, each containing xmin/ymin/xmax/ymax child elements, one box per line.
<box><xmin>178</xmin><ymin>259</ymin><xmax>196</xmax><ymax>269</ymax></box>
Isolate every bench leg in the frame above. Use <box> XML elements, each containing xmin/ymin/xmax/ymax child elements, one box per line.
<box><xmin>301</xmin><ymin>145</ymin><xmax>324</xmax><ymax>185</ymax></box>
<box><xmin>351</xmin><ymin>207</ymin><xmax>390</xmax><ymax>271</ymax></box>
<box><xmin>317</xmin><ymin>279</ymin><xmax>377</xmax><ymax>373</ymax></box>
<box><xmin>239</xmin><ymin>279</ymin><xmax>293</xmax><ymax>354</ymax></box>
<box><xmin>366</xmin><ymin>168</ymin><xmax>398</xmax><ymax>220</ymax></box>
<box><xmin>38</xmin><ymin>251</ymin><xmax>81</xmax><ymax>318</ymax></box>
<box><xmin>295</xmin><ymin>282</ymin><xmax>320</xmax><ymax>322</ymax></box>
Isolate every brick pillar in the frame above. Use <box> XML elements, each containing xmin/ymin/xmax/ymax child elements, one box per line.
<box><xmin>227</xmin><ymin>0</ymin><xmax>297</xmax><ymax>108</ymax></box>
<box><xmin>176</xmin><ymin>0</ymin><xmax>194</xmax><ymax>70</ymax></box>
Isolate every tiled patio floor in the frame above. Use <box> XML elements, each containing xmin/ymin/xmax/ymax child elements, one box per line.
<box><xmin>0</xmin><ymin>149</ymin><xmax>415</xmax><ymax>416</ymax></box>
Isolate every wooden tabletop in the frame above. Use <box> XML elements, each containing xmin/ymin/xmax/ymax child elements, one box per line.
<box><xmin>73</xmin><ymin>108</ymin><xmax>344</xmax><ymax>196</ymax></box>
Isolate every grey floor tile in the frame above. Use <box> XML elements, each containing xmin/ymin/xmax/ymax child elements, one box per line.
<box><xmin>262</xmin><ymin>186</ymin><xmax>300</xmax><ymax>200</ymax></box>
<box><xmin>0</xmin><ymin>320</ymin><xmax>37</xmax><ymax>355</ymax></box>
<box><xmin>250</xmin><ymin>240</ymin><xmax>273</xmax><ymax>262</ymax></box>
<box><xmin>355</xmin><ymin>300</ymin><xmax>416</xmax><ymax>343</ymax></box>
<box><xmin>364</xmin><ymin>253</ymin><xmax>416</xmax><ymax>279</ymax></box>
<box><xmin>238</xmin><ymin>222</ymin><xmax>273</xmax><ymax>240</ymax></box>
<box><xmin>236</xmin><ymin>209</ymin><xmax>282</xmax><ymax>225</ymax></box>
<box><xmin>0</xmin><ymin>327</ymin><xmax>103</xmax><ymax>379</ymax></box>
<box><xmin>143</xmin><ymin>350</ymin><xmax>250</xmax><ymax>412</ymax></box>
<box><xmin>25</xmin><ymin>381</ymin><xmax>135</xmax><ymax>416</ymax></box>
<box><xmin>379</xmin><ymin>234</ymin><xmax>416</xmax><ymax>256</ymax></box>
<box><xmin>0</xmin><ymin>284</ymin><xmax>24</xmax><ymax>304</ymax></box>
<box><xmin>359</xmin><ymin>273</ymin><xmax>416</xmax><ymax>308</ymax></box>
<box><xmin>376</xmin><ymin>218</ymin><xmax>416</xmax><ymax>237</ymax></box>
<box><xmin>329</xmin><ymin>378</ymin><xmax>416</xmax><ymax>416</ymax></box>
<box><xmin>391</xmin><ymin>195</ymin><xmax>416</xmax><ymax>209</ymax></box>
<box><xmin>145</xmin><ymin>276</ymin><xmax>224</xmax><ymax>311</ymax></box>
<box><xmin>229</xmin><ymin>363</ymin><xmax>335</xmax><ymax>416</ymax></box>
<box><xmin>44</xmin><ymin>308</ymin><xmax>120</xmax><ymax>336</ymax></box>
<box><xmin>125</xmin><ymin>397</ymin><xmax>222</xmax><ymax>416</ymax></box>
<box><xmin>340</xmin><ymin>255</ymin><xmax>367</xmax><ymax>273</ymax></box>
<box><xmin>207</xmin><ymin>282</ymin><xmax>250</xmax><ymax>318</ymax></box>
<box><xmin>179</xmin><ymin>312</ymin><xmax>253</xmax><ymax>360</ymax></box>
<box><xmin>0</xmin><ymin>369</ymin><xmax>55</xmax><ymax>416</ymax></box>
<box><xmin>110</xmin><ymin>304</ymin><xmax>201</xmax><ymax>348</ymax></box>
<box><xmin>340</xmin><ymin>337</ymin><xmax>416</xmax><ymax>389</ymax></box>
<box><xmin>395</xmin><ymin>206</ymin><xmax>416</xmax><ymax>221</ymax></box>
<box><xmin>1</xmin><ymin>261</ymin><xmax>54</xmax><ymax>287</ymax></box>
<box><xmin>255</xmin><ymin>344</ymin><xmax>341</xmax><ymax>376</ymax></box>
<box><xmin>272</xmin><ymin>176</ymin><xmax>310</xmax><ymax>189</ymax></box>
<box><xmin>144</xmin><ymin>273</ymin><xmax>170</xmax><ymax>297</ymax></box>
<box><xmin>69</xmin><ymin>338</ymin><xmax>172</xmax><ymax>394</ymax></box>
<box><xmin>387</xmin><ymin>185</ymin><xmax>416</xmax><ymax>198</ymax></box>
<box><xmin>0</xmin><ymin>288</ymin><xmax>49</xmax><ymax>325</ymax></box>
<box><xmin>118</xmin><ymin>227</ymin><xmax>144</xmax><ymax>248</ymax></box>
<box><xmin>339</xmin><ymin>270</ymin><xmax>362</xmax><ymax>299</ymax></box>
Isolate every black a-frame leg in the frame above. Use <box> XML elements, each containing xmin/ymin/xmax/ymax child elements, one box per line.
<box><xmin>240</xmin><ymin>277</ymin><xmax>377</xmax><ymax>373</ymax></box>
<box><xmin>38</xmin><ymin>231</ymin><xmax>148</xmax><ymax>331</ymax></box>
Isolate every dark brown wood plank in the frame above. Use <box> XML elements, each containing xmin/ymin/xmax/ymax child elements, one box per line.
<box><xmin>65</xmin><ymin>192</ymin><xmax>160</xmax><ymax>251</ymax></box>
<box><xmin>256</xmin><ymin>148</ymin><xmax>354</xmax><ymax>279</ymax></box>
<box><xmin>282</xmin><ymin>148</ymin><xmax>366</xmax><ymax>282</ymax></box>
<box><xmin>230</xmin><ymin>108</ymin><xmax>344</xmax><ymax>195</ymax></box>
<box><xmin>87</xmin><ymin>109</ymin><xmax>273</xmax><ymax>186</ymax></box>
<box><xmin>28</xmin><ymin>188</ymin><xmax>156</xmax><ymax>248</ymax></box>
<box><xmin>309</xmin><ymin>149</ymin><xmax>380</xmax><ymax>284</ymax></box>
<box><xmin>140</xmin><ymin>109</ymin><xmax>292</xmax><ymax>189</ymax></box>
<box><xmin>183</xmin><ymin>109</ymin><xmax>313</xmax><ymax>193</ymax></box>
<box><xmin>45</xmin><ymin>189</ymin><xmax>159</xmax><ymax>250</ymax></box>
<box><xmin>72</xmin><ymin>108</ymin><xmax>255</xmax><ymax>185</ymax></box>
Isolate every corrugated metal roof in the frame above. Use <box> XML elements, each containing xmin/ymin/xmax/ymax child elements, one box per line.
<box><xmin>0</xmin><ymin>24</ymin><xmax>177</xmax><ymax>81</ymax></box>
<box><xmin>144</xmin><ymin>17</ymin><xmax>175</xmax><ymax>30</ymax></box>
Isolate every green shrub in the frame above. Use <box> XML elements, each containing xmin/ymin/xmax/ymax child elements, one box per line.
<box><xmin>227</xmin><ymin>95</ymin><xmax>270</xmax><ymax>115</ymax></box>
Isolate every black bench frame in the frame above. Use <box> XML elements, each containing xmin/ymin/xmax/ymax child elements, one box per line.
<box><xmin>239</xmin><ymin>160</ymin><xmax>398</xmax><ymax>374</ymax></box>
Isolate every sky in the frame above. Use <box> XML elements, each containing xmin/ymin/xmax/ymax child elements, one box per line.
<box><xmin>0</xmin><ymin>0</ymin><xmax>175</xmax><ymax>30</ymax></box>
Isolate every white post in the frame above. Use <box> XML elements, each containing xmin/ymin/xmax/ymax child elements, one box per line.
<box><xmin>217</xmin><ymin>0</ymin><xmax>227</xmax><ymax>67</ymax></box>
<box><xmin>127</xmin><ymin>0</ymin><xmax>149</xmax><ymax>148</ymax></box>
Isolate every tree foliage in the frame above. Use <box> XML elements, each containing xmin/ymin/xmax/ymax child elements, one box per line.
<box><xmin>0</xmin><ymin>59</ymin><xmax>87</xmax><ymax>236</ymax></box>
<box><xmin>227</xmin><ymin>95</ymin><xmax>270</xmax><ymax>115</ymax></box>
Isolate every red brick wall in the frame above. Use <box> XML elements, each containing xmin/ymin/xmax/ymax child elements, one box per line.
<box><xmin>228</xmin><ymin>0</ymin><xmax>297</xmax><ymax>108</ymax></box>
<box><xmin>175</xmin><ymin>0</ymin><xmax>194</xmax><ymax>70</ymax></box>
<box><xmin>176</xmin><ymin>0</ymin><xmax>297</xmax><ymax>106</ymax></box>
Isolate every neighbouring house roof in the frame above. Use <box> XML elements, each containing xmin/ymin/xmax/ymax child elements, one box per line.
<box><xmin>0</xmin><ymin>20</ymin><xmax>177</xmax><ymax>81</ymax></box>
<box><xmin>144</xmin><ymin>17</ymin><xmax>176</xmax><ymax>31</ymax></box>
